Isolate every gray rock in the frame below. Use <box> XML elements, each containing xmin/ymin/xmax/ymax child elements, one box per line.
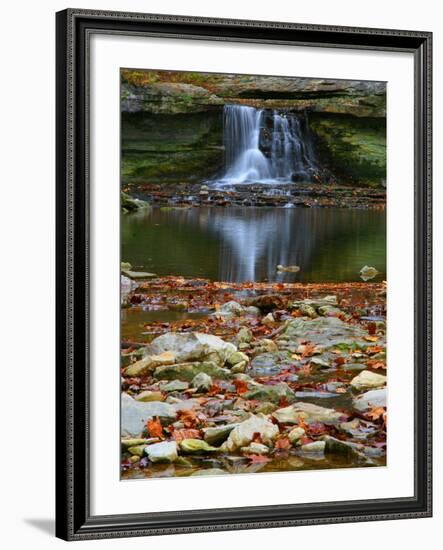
<box><xmin>244</xmin><ymin>382</ymin><xmax>296</xmax><ymax>404</ymax></box>
<box><xmin>272</xmin><ymin>402</ymin><xmax>343</xmax><ymax>424</ymax></box>
<box><xmin>339</xmin><ymin>418</ymin><xmax>379</xmax><ymax>440</ymax></box>
<box><xmin>221</xmin><ymin>414</ymin><xmax>279</xmax><ymax>452</ymax></box>
<box><xmin>235</xmin><ymin>327</ymin><xmax>253</xmax><ymax>344</ymax></box>
<box><xmin>322</xmin><ymin>435</ymin><xmax>363</xmax><ymax>457</ymax></box>
<box><xmin>288</xmin><ymin>427</ymin><xmax>306</xmax><ymax>445</ymax></box>
<box><xmin>212</xmin><ymin>300</ymin><xmax>244</xmax><ymax>318</ymax></box>
<box><xmin>145</xmin><ymin>441</ymin><xmax>178</xmax><ymax>463</ymax></box>
<box><xmin>203</xmin><ymin>424</ymin><xmax>238</xmax><ymax>446</ymax></box>
<box><xmin>231</xmin><ymin>361</ymin><xmax>247</xmax><ymax>374</ymax></box>
<box><xmin>241</xmin><ymin>442</ymin><xmax>269</xmax><ymax>454</ymax></box>
<box><xmin>353</xmin><ymin>388</ymin><xmax>387</xmax><ymax>412</ymax></box>
<box><xmin>250</xmin><ymin>351</ymin><xmax>295</xmax><ymax>376</ymax></box>
<box><xmin>145</xmin><ymin>332</ymin><xmax>236</xmax><ymax>366</ymax></box>
<box><xmin>350</xmin><ymin>370</ymin><xmax>386</xmax><ymax>390</ymax></box>
<box><xmin>226</xmin><ymin>351</ymin><xmax>250</xmax><ymax>367</ymax></box>
<box><xmin>121</xmin><ymin>393</ymin><xmax>176</xmax><ymax>437</ymax></box>
<box><xmin>122</xmin><ymin>270</ymin><xmax>157</xmax><ymax>280</ymax></box>
<box><xmin>191</xmin><ymin>372</ymin><xmax>213</xmax><ymax>392</ymax></box>
<box><xmin>244</xmin><ymin>306</ymin><xmax>261</xmax><ymax>316</ymax></box>
<box><xmin>161</xmin><ymin>380</ymin><xmax>189</xmax><ymax>392</ymax></box>
<box><xmin>125</xmin><ymin>351</ymin><xmax>176</xmax><ymax>377</ymax></box>
<box><xmin>121</xmin><ymin>275</ymin><xmax>138</xmax><ymax>305</ymax></box>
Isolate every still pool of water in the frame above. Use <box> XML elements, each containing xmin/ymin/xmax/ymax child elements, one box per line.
<box><xmin>121</xmin><ymin>206</ymin><xmax>386</xmax><ymax>284</ymax></box>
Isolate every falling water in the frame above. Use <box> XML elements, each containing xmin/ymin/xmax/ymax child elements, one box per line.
<box><xmin>222</xmin><ymin>105</ymin><xmax>271</xmax><ymax>183</ymax></box>
<box><xmin>216</xmin><ymin>104</ymin><xmax>317</xmax><ymax>185</ymax></box>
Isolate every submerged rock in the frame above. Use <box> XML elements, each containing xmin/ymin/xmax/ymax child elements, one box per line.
<box><xmin>322</xmin><ymin>435</ymin><xmax>362</xmax><ymax>457</ymax></box>
<box><xmin>154</xmin><ymin>361</ymin><xmax>231</xmax><ymax>382</ymax></box>
<box><xmin>241</xmin><ymin>442</ymin><xmax>269</xmax><ymax>454</ymax></box>
<box><xmin>300</xmin><ymin>441</ymin><xmax>326</xmax><ymax>454</ymax></box>
<box><xmin>360</xmin><ymin>265</ymin><xmax>379</xmax><ymax>281</ymax></box>
<box><xmin>339</xmin><ymin>418</ymin><xmax>379</xmax><ymax>440</ymax></box>
<box><xmin>272</xmin><ymin>402</ymin><xmax>343</xmax><ymax>424</ymax></box>
<box><xmin>222</xmin><ymin>414</ymin><xmax>279</xmax><ymax>452</ymax></box>
<box><xmin>145</xmin><ymin>441</ymin><xmax>178</xmax><ymax>463</ymax></box>
<box><xmin>278</xmin><ymin>316</ymin><xmax>366</xmax><ymax>348</ymax></box>
<box><xmin>350</xmin><ymin>370</ymin><xmax>386</xmax><ymax>390</ymax></box>
<box><xmin>122</xmin><ymin>269</ymin><xmax>157</xmax><ymax>280</ymax></box>
<box><xmin>244</xmin><ymin>382</ymin><xmax>296</xmax><ymax>404</ymax></box>
<box><xmin>121</xmin><ymin>393</ymin><xmax>176</xmax><ymax>438</ymax></box>
<box><xmin>191</xmin><ymin>468</ymin><xmax>226</xmax><ymax>476</ymax></box>
<box><xmin>276</xmin><ymin>264</ymin><xmax>300</xmax><ymax>273</ymax></box>
<box><xmin>250</xmin><ymin>351</ymin><xmax>295</xmax><ymax>376</ymax></box>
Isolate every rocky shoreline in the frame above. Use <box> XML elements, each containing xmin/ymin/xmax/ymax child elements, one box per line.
<box><xmin>121</xmin><ymin>276</ymin><xmax>387</xmax><ymax>479</ymax></box>
<box><xmin>124</xmin><ymin>182</ymin><xmax>386</xmax><ymax>210</ymax></box>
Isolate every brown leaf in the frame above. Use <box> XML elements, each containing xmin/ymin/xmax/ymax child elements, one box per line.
<box><xmin>177</xmin><ymin>409</ymin><xmax>199</xmax><ymax>428</ymax></box>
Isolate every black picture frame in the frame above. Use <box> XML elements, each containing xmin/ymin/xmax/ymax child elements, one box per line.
<box><xmin>55</xmin><ymin>8</ymin><xmax>432</xmax><ymax>541</ymax></box>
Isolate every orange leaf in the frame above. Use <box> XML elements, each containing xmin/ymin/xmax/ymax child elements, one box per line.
<box><xmin>365</xmin><ymin>406</ymin><xmax>386</xmax><ymax>422</ymax></box>
<box><xmin>233</xmin><ymin>379</ymin><xmax>249</xmax><ymax>395</ymax></box>
<box><xmin>275</xmin><ymin>437</ymin><xmax>291</xmax><ymax>450</ymax></box>
<box><xmin>146</xmin><ymin>417</ymin><xmax>163</xmax><ymax>438</ymax></box>
<box><xmin>177</xmin><ymin>409</ymin><xmax>199</xmax><ymax>428</ymax></box>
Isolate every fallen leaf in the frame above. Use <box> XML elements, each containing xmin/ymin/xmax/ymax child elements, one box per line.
<box><xmin>365</xmin><ymin>406</ymin><xmax>386</xmax><ymax>422</ymax></box>
<box><xmin>233</xmin><ymin>379</ymin><xmax>249</xmax><ymax>395</ymax></box>
<box><xmin>177</xmin><ymin>409</ymin><xmax>199</xmax><ymax>428</ymax></box>
<box><xmin>146</xmin><ymin>417</ymin><xmax>163</xmax><ymax>439</ymax></box>
<box><xmin>275</xmin><ymin>437</ymin><xmax>291</xmax><ymax>450</ymax></box>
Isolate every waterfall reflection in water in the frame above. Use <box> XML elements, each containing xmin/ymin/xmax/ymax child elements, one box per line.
<box><xmin>121</xmin><ymin>207</ymin><xmax>386</xmax><ymax>284</ymax></box>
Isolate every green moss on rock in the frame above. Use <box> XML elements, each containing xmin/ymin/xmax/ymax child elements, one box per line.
<box><xmin>310</xmin><ymin>113</ymin><xmax>386</xmax><ymax>187</ymax></box>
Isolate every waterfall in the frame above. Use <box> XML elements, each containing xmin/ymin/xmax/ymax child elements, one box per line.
<box><xmin>216</xmin><ymin>104</ymin><xmax>317</xmax><ymax>185</ymax></box>
<box><xmin>222</xmin><ymin>105</ymin><xmax>271</xmax><ymax>184</ymax></box>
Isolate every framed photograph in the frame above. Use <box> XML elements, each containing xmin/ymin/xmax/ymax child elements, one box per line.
<box><xmin>56</xmin><ymin>9</ymin><xmax>432</xmax><ymax>540</ymax></box>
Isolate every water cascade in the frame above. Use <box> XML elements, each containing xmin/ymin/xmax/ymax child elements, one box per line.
<box><xmin>217</xmin><ymin>104</ymin><xmax>317</xmax><ymax>185</ymax></box>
